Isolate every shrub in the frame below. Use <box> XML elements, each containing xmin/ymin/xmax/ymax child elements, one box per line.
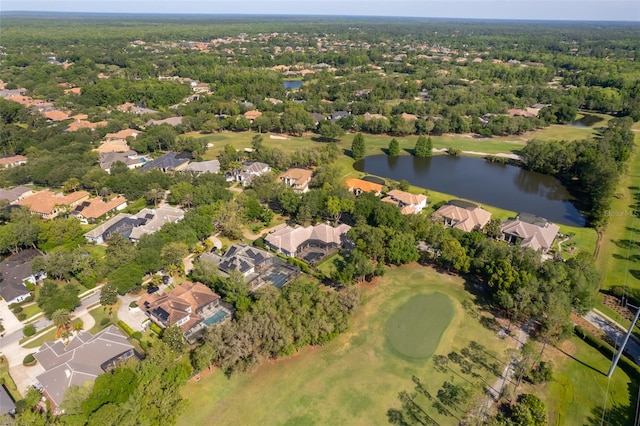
<box><xmin>253</xmin><ymin>237</ymin><xmax>266</xmax><ymax>249</ymax></box>
<box><xmin>25</xmin><ymin>281</ymin><xmax>36</xmax><ymax>291</ymax></box>
<box><xmin>132</xmin><ymin>331</ymin><xmax>142</xmax><ymax>340</ymax></box>
<box><xmin>117</xmin><ymin>320</ymin><xmax>135</xmax><ymax>338</ymax></box>
<box><xmin>23</xmin><ymin>354</ymin><xmax>36</xmax><ymax>366</ymax></box>
<box><xmin>286</xmin><ymin>257</ymin><xmax>310</xmax><ymax>273</ymax></box>
<box><xmin>447</xmin><ymin>147</ymin><xmax>461</xmax><ymax>157</ymax></box>
<box><xmin>17</xmin><ymin>313</ymin><xmax>27</xmax><ymax>321</ymax></box>
<box><xmin>23</xmin><ymin>324</ymin><xmax>36</xmax><ymax>337</ymax></box>
<box><xmin>129</xmin><ymin>301</ymin><xmax>138</xmax><ymax>309</ymax></box>
<box><xmin>149</xmin><ymin>323</ymin><xmax>163</xmax><ymax>336</ymax></box>
<box><xmin>527</xmin><ymin>361</ymin><xmax>553</xmax><ymax>384</ymax></box>
<box><xmin>12</xmin><ymin>306</ymin><xmax>23</xmax><ymax>313</ymax></box>
<box><xmin>100</xmin><ymin>318</ymin><xmax>111</xmax><ymax>326</ymax></box>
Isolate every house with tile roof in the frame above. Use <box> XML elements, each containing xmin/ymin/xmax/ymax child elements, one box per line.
<box><xmin>138</xmin><ymin>281</ymin><xmax>229</xmax><ymax>343</ymax></box>
<box><xmin>433</xmin><ymin>200</ymin><xmax>492</xmax><ymax>232</ymax></box>
<box><xmin>83</xmin><ymin>213</ymin><xmax>144</xmax><ymax>244</ymax></box>
<box><xmin>99</xmin><ymin>151</ymin><xmax>148</xmax><ymax>173</ymax></box>
<box><xmin>145</xmin><ymin>117</ymin><xmax>183</xmax><ymax>127</ymax></box>
<box><xmin>34</xmin><ymin>326</ymin><xmax>135</xmax><ymax>409</ymax></box>
<box><xmin>381</xmin><ymin>189</ymin><xmax>428</xmax><ymax>214</ymax></box>
<box><xmin>43</xmin><ymin>110</ymin><xmax>71</xmax><ymax>122</ymax></box>
<box><xmin>181</xmin><ymin>160</ymin><xmax>220</xmax><ymax>175</ymax></box>
<box><xmin>200</xmin><ymin>244</ymin><xmax>299</xmax><ymax>291</ymax></box>
<box><xmin>265</xmin><ymin>223</ymin><xmax>351</xmax><ymax>260</ymax></box>
<box><xmin>72</xmin><ymin>196</ymin><xmax>127</xmax><ymax>224</ymax></box>
<box><xmin>243</xmin><ymin>109</ymin><xmax>262</xmax><ymax>122</ymax></box>
<box><xmin>500</xmin><ymin>213</ymin><xmax>560</xmax><ymax>253</ymax></box>
<box><xmin>0</xmin><ymin>155</ymin><xmax>27</xmax><ymax>168</ymax></box>
<box><xmin>279</xmin><ymin>168</ymin><xmax>313</xmax><ymax>193</ymax></box>
<box><xmin>63</xmin><ymin>120</ymin><xmax>108</xmax><ymax>132</ymax></box>
<box><xmin>345</xmin><ymin>178</ymin><xmax>384</xmax><ymax>196</ymax></box>
<box><xmin>16</xmin><ymin>190</ymin><xmax>90</xmax><ymax>219</ymax></box>
<box><xmin>104</xmin><ymin>129</ymin><xmax>142</xmax><ymax>140</ymax></box>
<box><xmin>227</xmin><ymin>161</ymin><xmax>271</xmax><ymax>187</ymax></box>
<box><xmin>95</xmin><ymin>139</ymin><xmax>131</xmax><ymax>154</ymax></box>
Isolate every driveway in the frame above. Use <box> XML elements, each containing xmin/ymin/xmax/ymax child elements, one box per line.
<box><xmin>117</xmin><ymin>293</ymin><xmax>148</xmax><ymax>332</ymax></box>
<box><xmin>0</xmin><ymin>300</ymin><xmax>23</xmax><ymax>336</ymax></box>
<box><xmin>583</xmin><ymin>310</ymin><xmax>640</xmax><ymax>365</ymax></box>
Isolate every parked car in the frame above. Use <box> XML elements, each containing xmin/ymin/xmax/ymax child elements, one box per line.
<box><xmin>147</xmin><ymin>286</ymin><xmax>159</xmax><ymax>294</ymax></box>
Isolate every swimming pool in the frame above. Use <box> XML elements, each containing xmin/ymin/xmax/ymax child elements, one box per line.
<box><xmin>202</xmin><ymin>310</ymin><xmax>229</xmax><ymax>326</ymax></box>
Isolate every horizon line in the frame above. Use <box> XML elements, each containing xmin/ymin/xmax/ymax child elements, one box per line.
<box><xmin>1</xmin><ymin>10</ymin><xmax>639</xmax><ymax>23</ymax></box>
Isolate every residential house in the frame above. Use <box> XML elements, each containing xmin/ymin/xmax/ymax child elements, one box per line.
<box><xmin>401</xmin><ymin>112</ymin><xmax>418</xmax><ymax>121</ymax></box>
<box><xmin>16</xmin><ymin>190</ymin><xmax>90</xmax><ymax>219</ymax></box>
<box><xmin>95</xmin><ymin>139</ymin><xmax>131</xmax><ymax>154</ymax></box>
<box><xmin>34</xmin><ymin>326</ymin><xmax>135</xmax><ymax>409</ymax></box>
<box><xmin>311</xmin><ymin>112</ymin><xmax>326</xmax><ymax>125</ymax></box>
<box><xmin>99</xmin><ymin>151</ymin><xmax>148</xmax><ymax>173</ymax></box>
<box><xmin>0</xmin><ymin>249</ymin><xmax>45</xmax><ymax>305</ymax></box>
<box><xmin>138</xmin><ymin>281</ymin><xmax>229</xmax><ymax>343</ymax></box>
<box><xmin>330</xmin><ymin>111</ymin><xmax>349</xmax><ymax>123</ymax></box>
<box><xmin>0</xmin><ymin>385</ymin><xmax>15</xmax><ymax>416</ymax></box>
<box><xmin>0</xmin><ymin>88</ymin><xmax>26</xmax><ymax>98</ymax></box>
<box><xmin>433</xmin><ymin>200</ymin><xmax>492</xmax><ymax>232</ymax></box>
<box><xmin>265</xmin><ymin>223</ymin><xmax>351</xmax><ymax>261</ymax></box>
<box><xmin>43</xmin><ymin>110</ymin><xmax>71</xmax><ymax>122</ymax></box>
<box><xmin>116</xmin><ymin>103</ymin><xmax>159</xmax><ymax>115</ymax></box>
<box><xmin>145</xmin><ymin>117</ymin><xmax>183</xmax><ymax>127</ymax></box>
<box><xmin>200</xmin><ymin>244</ymin><xmax>299</xmax><ymax>290</ymax></box>
<box><xmin>104</xmin><ymin>129</ymin><xmax>142</xmax><ymax>140</ymax></box>
<box><xmin>243</xmin><ymin>110</ymin><xmax>262</xmax><ymax>122</ymax></box>
<box><xmin>500</xmin><ymin>213</ymin><xmax>560</xmax><ymax>253</ymax></box>
<box><xmin>181</xmin><ymin>160</ymin><xmax>220</xmax><ymax>175</ymax></box>
<box><xmin>128</xmin><ymin>206</ymin><xmax>185</xmax><ymax>242</ymax></box>
<box><xmin>279</xmin><ymin>168</ymin><xmax>313</xmax><ymax>193</ymax></box>
<box><xmin>192</xmin><ymin>82</ymin><xmax>211</xmax><ymax>93</ymax></box>
<box><xmin>363</xmin><ymin>112</ymin><xmax>387</xmax><ymax>121</ymax></box>
<box><xmin>227</xmin><ymin>161</ymin><xmax>271</xmax><ymax>187</ymax></box>
<box><xmin>0</xmin><ymin>155</ymin><xmax>27</xmax><ymax>168</ymax></box>
<box><xmin>83</xmin><ymin>213</ymin><xmax>145</xmax><ymax>244</ymax></box>
<box><xmin>0</xmin><ymin>186</ymin><xmax>33</xmax><ymax>204</ymax></box>
<box><xmin>381</xmin><ymin>189</ymin><xmax>428</xmax><ymax>215</ymax></box>
<box><xmin>345</xmin><ymin>178</ymin><xmax>384</xmax><ymax>196</ymax></box>
<box><xmin>72</xmin><ymin>196</ymin><xmax>128</xmax><ymax>224</ymax></box>
<box><xmin>63</xmin><ymin>120</ymin><xmax>108</xmax><ymax>132</ymax></box>
<box><xmin>64</xmin><ymin>87</ymin><xmax>82</xmax><ymax>95</ymax></box>
<box><xmin>139</xmin><ymin>151</ymin><xmax>191</xmax><ymax>173</ymax></box>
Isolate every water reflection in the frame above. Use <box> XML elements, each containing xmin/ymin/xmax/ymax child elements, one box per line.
<box><xmin>354</xmin><ymin>155</ymin><xmax>586</xmax><ymax>227</ymax></box>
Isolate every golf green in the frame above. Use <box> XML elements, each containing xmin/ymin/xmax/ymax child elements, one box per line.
<box><xmin>386</xmin><ymin>292</ymin><xmax>454</xmax><ymax>359</ymax></box>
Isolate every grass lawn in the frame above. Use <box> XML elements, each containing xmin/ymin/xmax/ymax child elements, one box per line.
<box><xmin>21</xmin><ymin>318</ymin><xmax>83</xmax><ymax>348</ymax></box>
<box><xmin>0</xmin><ymin>358</ymin><xmax>21</xmax><ymax>402</ymax></box>
<box><xmin>178</xmin><ymin>264</ymin><xmax>512</xmax><ymax>426</ymax></box>
<box><xmin>21</xmin><ymin>303</ymin><xmax>42</xmax><ymax>320</ymax></box>
<box><xmin>595</xmin><ymin>132</ymin><xmax>640</xmax><ymax>292</ymax></box>
<box><xmin>529</xmin><ymin>337</ymin><xmax>636</xmax><ymax>426</ymax></box>
<box><xmin>386</xmin><ymin>292</ymin><xmax>454</xmax><ymax>359</ymax></box>
<box><xmin>88</xmin><ymin>306</ymin><xmax>114</xmax><ymax>334</ymax></box>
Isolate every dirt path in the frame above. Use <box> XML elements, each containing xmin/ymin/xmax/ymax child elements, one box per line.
<box><xmin>242</xmin><ymin>222</ymin><xmax>288</xmax><ymax>241</ymax></box>
<box><xmin>432</xmin><ymin>148</ymin><xmax>522</xmax><ymax>160</ymax></box>
<box><xmin>486</xmin><ymin>322</ymin><xmax>531</xmax><ymax>403</ymax></box>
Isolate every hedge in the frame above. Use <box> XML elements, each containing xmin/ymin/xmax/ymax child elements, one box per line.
<box><xmin>117</xmin><ymin>320</ymin><xmax>135</xmax><ymax>338</ymax></box>
<box><xmin>12</xmin><ymin>306</ymin><xmax>23</xmax><ymax>314</ymax></box>
<box><xmin>574</xmin><ymin>326</ymin><xmax>640</xmax><ymax>380</ymax></box>
<box><xmin>286</xmin><ymin>257</ymin><xmax>310</xmax><ymax>273</ymax></box>
<box><xmin>23</xmin><ymin>354</ymin><xmax>36</xmax><ymax>366</ymax></box>
<box><xmin>149</xmin><ymin>323</ymin><xmax>163</xmax><ymax>336</ymax></box>
<box><xmin>23</xmin><ymin>324</ymin><xmax>36</xmax><ymax>337</ymax></box>
<box><xmin>100</xmin><ymin>318</ymin><xmax>111</xmax><ymax>326</ymax></box>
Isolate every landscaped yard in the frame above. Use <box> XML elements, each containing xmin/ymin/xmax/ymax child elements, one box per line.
<box><xmin>178</xmin><ymin>264</ymin><xmax>513</xmax><ymax>425</ymax></box>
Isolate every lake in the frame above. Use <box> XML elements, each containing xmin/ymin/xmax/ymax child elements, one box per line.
<box><xmin>354</xmin><ymin>155</ymin><xmax>586</xmax><ymax>227</ymax></box>
<box><xmin>569</xmin><ymin>114</ymin><xmax>603</xmax><ymax>127</ymax></box>
<box><xmin>284</xmin><ymin>80</ymin><xmax>303</xmax><ymax>90</ymax></box>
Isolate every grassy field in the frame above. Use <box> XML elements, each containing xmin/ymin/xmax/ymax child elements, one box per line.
<box><xmin>178</xmin><ymin>264</ymin><xmax>513</xmax><ymax>426</ymax></box>
<box><xmin>595</xmin><ymin>131</ymin><xmax>640</xmax><ymax>293</ymax></box>
<box><xmin>528</xmin><ymin>337</ymin><xmax>636</xmax><ymax>426</ymax></box>
<box><xmin>386</xmin><ymin>292</ymin><xmax>454</xmax><ymax>359</ymax></box>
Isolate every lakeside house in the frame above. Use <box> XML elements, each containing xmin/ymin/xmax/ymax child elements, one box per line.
<box><xmin>345</xmin><ymin>178</ymin><xmax>384</xmax><ymax>196</ymax></box>
<box><xmin>381</xmin><ymin>189</ymin><xmax>428</xmax><ymax>215</ymax></box>
<box><xmin>500</xmin><ymin>213</ymin><xmax>560</xmax><ymax>253</ymax></box>
<box><xmin>433</xmin><ymin>200</ymin><xmax>492</xmax><ymax>232</ymax></box>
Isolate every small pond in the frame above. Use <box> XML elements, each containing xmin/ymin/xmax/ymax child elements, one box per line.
<box><xmin>284</xmin><ymin>80</ymin><xmax>303</xmax><ymax>90</ymax></box>
<box><xmin>569</xmin><ymin>114</ymin><xmax>603</xmax><ymax>127</ymax></box>
<box><xmin>354</xmin><ymin>155</ymin><xmax>586</xmax><ymax>227</ymax></box>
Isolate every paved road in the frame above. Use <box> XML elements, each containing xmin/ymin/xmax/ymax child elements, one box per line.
<box><xmin>583</xmin><ymin>311</ymin><xmax>640</xmax><ymax>365</ymax></box>
<box><xmin>0</xmin><ymin>291</ymin><xmax>100</xmax><ymax>348</ymax></box>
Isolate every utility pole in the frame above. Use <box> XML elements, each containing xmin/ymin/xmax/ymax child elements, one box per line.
<box><xmin>608</xmin><ymin>304</ymin><xmax>640</xmax><ymax>378</ymax></box>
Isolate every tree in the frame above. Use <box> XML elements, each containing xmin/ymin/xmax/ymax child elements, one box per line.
<box><xmin>160</xmin><ymin>242</ymin><xmax>189</xmax><ymax>271</ymax></box>
<box><xmin>51</xmin><ymin>308</ymin><xmax>72</xmax><ymax>334</ymax></box>
<box><xmin>318</xmin><ymin>121</ymin><xmax>345</xmax><ymax>141</ymax></box>
<box><xmin>351</xmin><ymin>133</ymin><xmax>366</xmax><ymax>161</ymax></box>
<box><xmin>162</xmin><ymin>323</ymin><xmax>187</xmax><ymax>353</ymax></box>
<box><xmin>388</xmin><ymin>138</ymin><xmax>400</xmax><ymax>156</ymax></box>
<box><xmin>484</xmin><ymin>218</ymin><xmax>502</xmax><ymax>239</ymax></box>
<box><xmin>439</xmin><ymin>238</ymin><xmax>470</xmax><ymax>272</ymax></box>
<box><xmin>511</xmin><ymin>394</ymin><xmax>547</xmax><ymax>426</ymax></box>
<box><xmin>414</xmin><ymin>136</ymin><xmax>432</xmax><ymax>158</ymax></box>
<box><xmin>100</xmin><ymin>282</ymin><xmax>118</xmax><ymax>306</ymax></box>
<box><xmin>144</xmin><ymin>184</ymin><xmax>164</xmax><ymax>207</ymax></box>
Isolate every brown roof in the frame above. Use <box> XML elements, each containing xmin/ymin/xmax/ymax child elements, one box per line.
<box><xmin>117</xmin><ymin>102</ymin><xmax>136</xmax><ymax>112</ymax></box>
<box><xmin>401</xmin><ymin>112</ymin><xmax>418</xmax><ymax>121</ymax></box>
<box><xmin>138</xmin><ymin>281</ymin><xmax>220</xmax><ymax>332</ymax></box>
<box><xmin>43</xmin><ymin>110</ymin><xmax>71</xmax><ymax>121</ymax></box>
<box><xmin>345</xmin><ymin>178</ymin><xmax>384</xmax><ymax>194</ymax></box>
<box><xmin>73</xmin><ymin>196</ymin><xmax>127</xmax><ymax>220</ymax></box>
<box><xmin>94</xmin><ymin>139</ymin><xmax>130</xmax><ymax>153</ymax></box>
<box><xmin>16</xmin><ymin>190</ymin><xmax>90</xmax><ymax>215</ymax></box>
<box><xmin>433</xmin><ymin>203</ymin><xmax>492</xmax><ymax>232</ymax></box>
<box><xmin>279</xmin><ymin>168</ymin><xmax>312</xmax><ymax>183</ymax></box>
<box><xmin>64</xmin><ymin>87</ymin><xmax>82</xmax><ymax>95</ymax></box>
<box><xmin>70</xmin><ymin>113</ymin><xmax>88</xmax><ymax>120</ymax></box>
<box><xmin>266</xmin><ymin>223</ymin><xmax>351</xmax><ymax>255</ymax></box>
<box><xmin>386</xmin><ymin>190</ymin><xmax>427</xmax><ymax>206</ymax></box>
<box><xmin>64</xmin><ymin>120</ymin><xmax>108</xmax><ymax>132</ymax></box>
<box><xmin>0</xmin><ymin>155</ymin><xmax>27</xmax><ymax>166</ymax></box>
<box><xmin>105</xmin><ymin>129</ymin><xmax>142</xmax><ymax>140</ymax></box>
<box><xmin>243</xmin><ymin>110</ymin><xmax>262</xmax><ymax>120</ymax></box>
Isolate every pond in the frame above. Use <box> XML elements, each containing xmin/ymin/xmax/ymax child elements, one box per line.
<box><xmin>284</xmin><ymin>80</ymin><xmax>303</xmax><ymax>90</ymax></box>
<box><xmin>353</xmin><ymin>155</ymin><xmax>586</xmax><ymax>227</ymax></box>
<box><xmin>569</xmin><ymin>114</ymin><xmax>603</xmax><ymax>127</ymax></box>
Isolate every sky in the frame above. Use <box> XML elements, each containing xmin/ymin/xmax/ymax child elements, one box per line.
<box><xmin>2</xmin><ymin>1</ymin><xmax>639</xmax><ymax>22</ymax></box>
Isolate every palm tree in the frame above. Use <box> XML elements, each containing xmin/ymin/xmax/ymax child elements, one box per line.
<box><xmin>51</xmin><ymin>309</ymin><xmax>72</xmax><ymax>335</ymax></box>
